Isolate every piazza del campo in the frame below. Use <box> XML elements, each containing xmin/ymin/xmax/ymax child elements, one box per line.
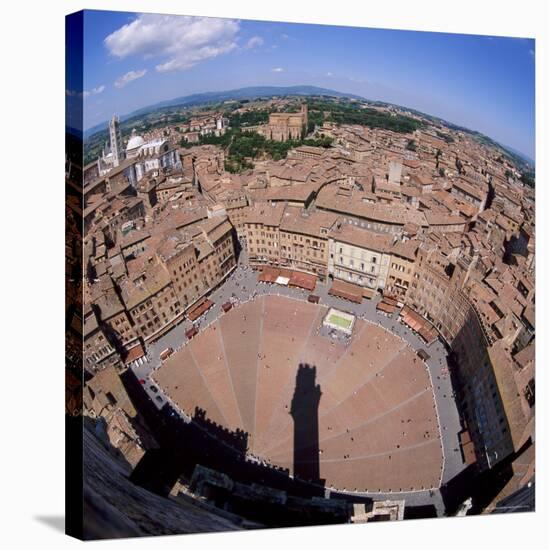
<box><xmin>67</xmin><ymin>90</ymin><xmax>535</xmax><ymax>534</ymax></box>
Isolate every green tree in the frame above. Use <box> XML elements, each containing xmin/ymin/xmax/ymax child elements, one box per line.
<box><xmin>406</xmin><ymin>139</ymin><xmax>417</xmax><ymax>151</ymax></box>
<box><xmin>521</xmin><ymin>172</ymin><xmax>535</xmax><ymax>187</ymax></box>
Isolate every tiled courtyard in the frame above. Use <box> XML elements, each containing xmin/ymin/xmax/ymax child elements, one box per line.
<box><xmin>154</xmin><ymin>294</ymin><xmax>444</xmax><ymax>494</ymax></box>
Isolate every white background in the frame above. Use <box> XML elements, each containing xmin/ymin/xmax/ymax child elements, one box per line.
<box><xmin>0</xmin><ymin>0</ymin><xmax>546</xmax><ymax>548</ymax></box>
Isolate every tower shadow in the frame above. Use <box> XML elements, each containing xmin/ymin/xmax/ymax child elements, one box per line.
<box><xmin>290</xmin><ymin>364</ymin><xmax>325</xmax><ymax>487</ymax></box>
<box><xmin>117</xmin><ymin>363</ymin><xmax>349</xmax><ymax>531</ymax></box>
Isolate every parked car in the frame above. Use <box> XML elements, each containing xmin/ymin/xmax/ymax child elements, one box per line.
<box><xmin>149</xmin><ymin>385</ymin><xmax>159</xmax><ymax>393</ymax></box>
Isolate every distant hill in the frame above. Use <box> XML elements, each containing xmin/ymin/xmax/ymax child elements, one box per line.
<box><xmin>83</xmin><ymin>84</ymin><xmax>534</xmax><ymax>172</ymax></box>
<box><xmin>83</xmin><ymin>85</ymin><xmax>365</xmax><ymax>139</ymax></box>
<box><xmin>500</xmin><ymin>144</ymin><xmax>534</xmax><ymax>168</ymax></box>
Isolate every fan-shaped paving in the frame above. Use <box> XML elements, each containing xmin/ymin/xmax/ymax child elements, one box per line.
<box><xmin>154</xmin><ymin>295</ymin><xmax>444</xmax><ymax>493</ymax></box>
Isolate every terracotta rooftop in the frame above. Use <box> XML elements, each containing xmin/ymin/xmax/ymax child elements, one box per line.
<box><xmin>316</xmin><ymin>185</ymin><xmax>428</xmax><ymax>227</ymax></box>
<box><xmin>280</xmin><ymin>207</ymin><xmax>338</xmax><ymax>238</ymax></box>
<box><xmin>244</xmin><ymin>203</ymin><xmax>286</xmax><ymax>227</ymax></box>
<box><xmin>331</xmin><ymin>224</ymin><xmax>393</xmax><ymax>253</ymax></box>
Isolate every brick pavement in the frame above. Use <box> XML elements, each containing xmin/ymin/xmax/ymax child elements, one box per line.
<box><xmin>154</xmin><ymin>294</ymin><xmax>444</xmax><ymax>494</ymax></box>
<box><xmin>138</xmin><ymin>251</ymin><xmax>466</xmax><ymax>514</ymax></box>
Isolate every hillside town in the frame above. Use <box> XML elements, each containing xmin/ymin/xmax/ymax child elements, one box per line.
<box><xmin>77</xmin><ymin>98</ymin><xmax>535</xmax><ymax>516</ymax></box>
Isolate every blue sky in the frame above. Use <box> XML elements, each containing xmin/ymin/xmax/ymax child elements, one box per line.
<box><xmin>76</xmin><ymin>10</ymin><xmax>535</xmax><ymax>159</ymax></box>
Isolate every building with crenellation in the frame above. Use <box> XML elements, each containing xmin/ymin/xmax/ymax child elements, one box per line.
<box><xmin>261</xmin><ymin>104</ymin><xmax>308</xmax><ymax>141</ymax></box>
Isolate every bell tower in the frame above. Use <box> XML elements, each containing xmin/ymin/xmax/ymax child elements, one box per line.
<box><xmin>301</xmin><ymin>103</ymin><xmax>308</xmax><ymax>125</ymax></box>
<box><xmin>108</xmin><ymin>114</ymin><xmax>124</xmax><ymax>167</ymax></box>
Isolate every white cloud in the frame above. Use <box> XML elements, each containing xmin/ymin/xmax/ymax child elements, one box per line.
<box><xmin>82</xmin><ymin>85</ymin><xmax>105</xmax><ymax>98</ymax></box>
<box><xmin>66</xmin><ymin>85</ymin><xmax>106</xmax><ymax>99</ymax></box>
<box><xmin>271</xmin><ymin>67</ymin><xmax>284</xmax><ymax>72</ymax></box>
<box><xmin>114</xmin><ymin>69</ymin><xmax>147</xmax><ymax>88</ymax></box>
<box><xmin>104</xmin><ymin>14</ymin><xmax>240</xmax><ymax>73</ymax></box>
<box><xmin>245</xmin><ymin>36</ymin><xmax>264</xmax><ymax>49</ymax></box>
<box><xmin>281</xmin><ymin>34</ymin><xmax>289</xmax><ymax>40</ymax></box>
<box><xmin>325</xmin><ymin>72</ymin><xmax>334</xmax><ymax>77</ymax></box>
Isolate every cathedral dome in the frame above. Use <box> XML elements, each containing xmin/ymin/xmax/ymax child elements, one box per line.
<box><xmin>126</xmin><ymin>131</ymin><xmax>145</xmax><ymax>152</ymax></box>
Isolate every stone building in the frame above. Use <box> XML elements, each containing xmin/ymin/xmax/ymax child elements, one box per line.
<box><xmin>279</xmin><ymin>208</ymin><xmax>338</xmax><ymax>282</ymax></box>
<box><xmin>262</xmin><ymin>104</ymin><xmax>308</xmax><ymax>142</ymax></box>
<box><xmin>83</xmin><ymin>304</ymin><xmax>117</xmax><ymax>374</ymax></box>
<box><xmin>244</xmin><ymin>203</ymin><xmax>285</xmax><ymax>267</ymax></box>
<box><xmin>328</xmin><ymin>224</ymin><xmax>393</xmax><ymax>293</ymax></box>
<box><xmin>385</xmin><ymin>240</ymin><xmax>419</xmax><ymax>301</ymax></box>
<box><xmin>85</xmin><ymin>214</ymin><xmax>237</xmax><ymax>372</ymax></box>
